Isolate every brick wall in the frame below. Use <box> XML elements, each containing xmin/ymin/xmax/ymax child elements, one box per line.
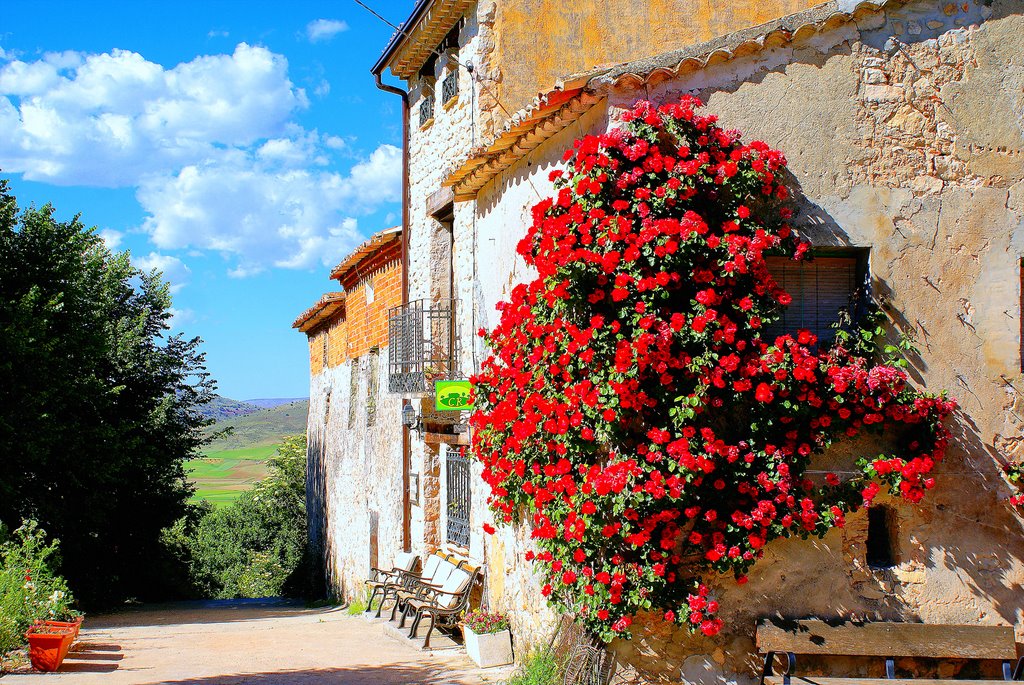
<box><xmin>308</xmin><ymin>331</ymin><xmax>325</xmax><ymax>376</ymax></box>
<box><xmin>340</xmin><ymin>244</ymin><xmax>403</xmax><ymax>359</ymax></box>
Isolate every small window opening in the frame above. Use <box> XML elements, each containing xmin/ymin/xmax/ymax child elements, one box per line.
<box><xmin>348</xmin><ymin>358</ymin><xmax>359</xmax><ymax>429</ymax></box>
<box><xmin>866</xmin><ymin>505</ymin><xmax>898</xmax><ymax>568</ymax></box>
<box><xmin>366</xmin><ymin>348</ymin><xmax>379</xmax><ymax>427</ymax></box>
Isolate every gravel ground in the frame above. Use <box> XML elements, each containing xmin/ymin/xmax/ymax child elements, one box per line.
<box><xmin>0</xmin><ymin>599</ymin><xmax>511</xmax><ymax>684</ymax></box>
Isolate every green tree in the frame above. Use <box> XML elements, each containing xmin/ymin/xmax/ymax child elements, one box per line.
<box><xmin>186</xmin><ymin>435</ymin><xmax>309</xmax><ymax>598</ymax></box>
<box><xmin>0</xmin><ymin>180</ymin><xmax>213</xmax><ymax>606</ymax></box>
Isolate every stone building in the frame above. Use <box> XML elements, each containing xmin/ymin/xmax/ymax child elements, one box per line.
<box><xmin>304</xmin><ymin>0</ymin><xmax>1024</xmax><ymax>682</ymax></box>
<box><xmin>293</xmin><ymin>227</ymin><xmax>405</xmax><ymax>599</ymax></box>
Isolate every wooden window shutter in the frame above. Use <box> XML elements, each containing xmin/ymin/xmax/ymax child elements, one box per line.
<box><xmin>763</xmin><ymin>255</ymin><xmax>861</xmax><ymax>345</ymax></box>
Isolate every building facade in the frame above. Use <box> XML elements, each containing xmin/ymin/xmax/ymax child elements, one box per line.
<box><xmin>304</xmin><ymin>1</ymin><xmax>1024</xmax><ymax>682</ymax></box>
<box><xmin>294</xmin><ymin>227</ymin><xmax>405</xmax><ymax>600</ymax></box>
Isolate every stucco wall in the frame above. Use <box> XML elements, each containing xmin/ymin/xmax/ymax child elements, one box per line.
<box><xmin>489</xmin><ymin>0</ymin><xmax>823</xmax><ymax>122</ymax></box>
<box><xmin>457</xmin><ymin>0</ymin><xmax>1024</xmax><ymax>682</ymax></box>
<box><xmin>307</xmin><ymin>350</ymin><xmax>405</xmax><ymax>602</ymax></box>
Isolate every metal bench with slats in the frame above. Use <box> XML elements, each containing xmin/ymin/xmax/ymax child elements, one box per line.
<box><xmin>756</xmin><ymin>619</ymin><xmax>1023</xmax><ymax>685</ymax></box>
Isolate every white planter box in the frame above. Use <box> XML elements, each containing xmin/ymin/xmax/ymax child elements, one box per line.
<box><xmin>464</xmin><ymin>626</ymin><xmax>513</xmax><ymax>668</ymax></box>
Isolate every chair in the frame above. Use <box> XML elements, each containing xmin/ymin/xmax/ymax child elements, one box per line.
<box><xmin>364</xmin><ymin>552</ymin><xmax>419</xmax><ymax>615</ymax></box>
<box><xmin>401</xmin><ymin>565</ymin><xmax>480</xmax><ymax>650</ymax></box>
<box><xmin>388</xmin><ymin>555</ymin><xmax>460</xmax><ymax>621</ymax></box>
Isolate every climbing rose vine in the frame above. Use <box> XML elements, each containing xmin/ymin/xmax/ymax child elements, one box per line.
<box><xmin>470</xmin><ymin>96</ymin><xmax>955</xmax><ymax>643</ymax></box>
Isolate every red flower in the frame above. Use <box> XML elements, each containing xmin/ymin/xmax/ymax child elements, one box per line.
<box><xmin>755</xmin><ymin>383</ymin><xmax>775</xmax><ymax>403</ymax></box>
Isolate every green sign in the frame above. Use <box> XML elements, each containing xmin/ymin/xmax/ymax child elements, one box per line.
<box><xmin>435</xmin><ymin>380</ymin><xmax>473</xmax><ymax>411</ymax></box>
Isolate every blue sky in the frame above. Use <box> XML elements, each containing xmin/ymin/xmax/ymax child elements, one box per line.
<box><xmin>1</xmin><ymin>1</ymin><xmax>408</xmax><ymax>400</ymax></box>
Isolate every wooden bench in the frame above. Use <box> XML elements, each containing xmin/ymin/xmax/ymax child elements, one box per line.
<box><xmin>756</xmin><ymin>619</ymin><xmax>1022</xmax><ymax>685</ymax></box>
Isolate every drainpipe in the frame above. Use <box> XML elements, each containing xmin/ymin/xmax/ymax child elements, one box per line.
<box><xmin>373</xmin><ymin>70</ymin><xmax>413</xmax><ymax>554</ymax></box>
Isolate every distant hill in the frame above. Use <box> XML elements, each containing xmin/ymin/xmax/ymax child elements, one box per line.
<box><xmin>204</xmin><ymin>399</ymin><xmax>309</xmax><ymax>451</ymax></box>
<box><xmin>243</xmin><ymin>398</ymin><xmax>308</xmax><ymax>409</ymax></box>
<box><xmin>198</xmin><ymin>395</ymin><xmax>263</xmax><ymax>421</ymax></box>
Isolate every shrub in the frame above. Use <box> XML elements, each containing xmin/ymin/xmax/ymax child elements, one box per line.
<box><xmin>0</xmin><ymin>520</ymin><xmax>77</xmax><ymax>656</ymax></box>
<box><xmin>504</xmin><ymin>646</ymin><xmax>561</xmax><ymax>685</ymax></box>
<box><xmin>176</xmin><ymin>435</ymin><xmax>309</xmax><ymax>599</ymax></box>
<box><xmin>471</xmin><ymin>96</ymin><xmax>955</xmax><ymax>641</ymax></box>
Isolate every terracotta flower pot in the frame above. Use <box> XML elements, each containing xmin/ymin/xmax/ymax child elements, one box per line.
<box><xmin>43</xmin><ymin>616</ymin><xmax>83</xmax><ymax>640</ymax></box>
<box><xmin>25</xmin><ymin>624</ymin><xmax>75</xmax><ymax>672</ymax></box>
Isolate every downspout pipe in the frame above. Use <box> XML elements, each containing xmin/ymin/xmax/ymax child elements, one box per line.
<box><xmin>373</xmin><ymin>69</ymin><xmax>413</xmax><ymax>554</ymax></box>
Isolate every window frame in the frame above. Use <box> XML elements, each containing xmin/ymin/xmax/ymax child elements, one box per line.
<box><xmin>763</xmin><ymin>247</ymin><xmax>870</xmax><ymax>347</ymax></box>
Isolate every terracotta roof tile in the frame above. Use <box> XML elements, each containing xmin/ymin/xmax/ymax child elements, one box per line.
<box><xmin>293</xmin><ymin>292</ymin><xmax>346</xmax><ymax>333</ymax></box>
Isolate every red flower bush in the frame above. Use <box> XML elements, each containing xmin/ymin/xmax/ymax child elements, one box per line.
<box><xmin>470</xmin><ymin>97</ymin><xmax>955</xmax><ymax>643</ymax></box>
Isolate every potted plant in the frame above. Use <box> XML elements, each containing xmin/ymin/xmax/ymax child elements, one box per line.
<box><xmin>42</xmin><ymin>612</ymin><xmax>83</xmax><ymax>640</ymax></box>
<box><xmin>463</xmin><ymin>610</ymin><xmax>513</xmax><ymax>668</ymax></box>
<box><xmin>25</xmin><ymin>623</ymin><xmax>75</xmax><ymax>672</ymax></box>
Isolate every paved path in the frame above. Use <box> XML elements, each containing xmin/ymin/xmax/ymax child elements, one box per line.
<box><xmin>1</xmin><ymin>599</ymin><xmax>510</xmax><ymax>684</ymax></box>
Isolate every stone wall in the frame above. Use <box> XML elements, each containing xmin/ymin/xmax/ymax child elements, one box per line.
<box><xmin>307</xmin><ymin>351</ymin><xmax>405</xmax><ymax>601</ymax></box>
<box><xmin>303</xmin><ymin>241</ymin><xmax>405</xmax><ymax>602</ymax></box>
<box><xmin>458</xmin><ymin>0</ymin><xmax>1024</xmax><ymax>681</ymax></box>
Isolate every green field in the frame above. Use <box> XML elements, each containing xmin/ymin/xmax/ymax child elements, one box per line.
<box><xmin>186</xmin><ymin>445</ymin><xmax>278</xmax><ymax>507</ymax></box>
<box><xmin>187</xmin><ymin>399</ymin><xmax>308</xmax><ymax>507</ymax></box>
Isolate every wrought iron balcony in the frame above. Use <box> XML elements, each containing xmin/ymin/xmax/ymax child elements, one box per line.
<box><xmin>387</xmin><ymin>298</ymin><xmax>457</xmax><ymax>395</ymax></box>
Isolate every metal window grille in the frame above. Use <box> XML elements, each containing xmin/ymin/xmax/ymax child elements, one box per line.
<box><xmin>419</xmin><ymin>93</ymin><xmax>435</xmax><ymax>127</ymax></box>
<box><xmin>366</xmin><ymin>349</ymin><xmax>379</xmax><ymax>427</ymax></box>
<box><xmin>387</xmin><ymin>299</ymin><xmax>457</xmax><ymax>394</ymax></box>
<box><xmin>441</xmin><ymin>70</ymin><xmax>458</xmax><ymax>105</ymax></box>
<box><xmin>446</xmin><ymin>449</ymin><xmax>471</xmax><ymax>548</ymax></box>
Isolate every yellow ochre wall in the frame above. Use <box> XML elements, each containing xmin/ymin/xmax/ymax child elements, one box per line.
<box><xmin>492</xmin><ymin>0</ymin><xmax>821</xmax><ymax>114</ymax></box>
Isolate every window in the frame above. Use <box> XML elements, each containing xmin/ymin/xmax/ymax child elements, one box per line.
<box><xmin>365</xmin><ymin>278</ymin><xmax>375</xmax><ymax>305</ymax></box>
<box><xmin>418</xmin><ymin>56</ymin><xmax>436</xmax><ymax>128</ymax></box>
<box><xmin>866</xmin><ymin>505</ymin><xmax>898</xmax><ymax>568</ymax></box>
<box><xmin>441</xmin><ymin>70</ymin><xmax>458</xmax><ymax>105</ymax></box>
<box><xmin>348</xmin><ymin>358</ymin><xmax>359</xmax><ymax>429</ymax></box>
<box><xmin>419</xmin><ymin>90</ymin><xmax>435</xmax><ymax>128</ymax></box>
<box><xmin>446</xmin><ymin>447</ymin><xmax>471</xmax><ymax>548</ymax></box>
<box><xmin>764</xmin><ymin>252</ymin><xmax>867</xmax><ymax>345</ymax></box>
<box><xmin>366</xmin><ymin>348</ymin><xmax>379</xmax><ymax>427</ymax></box>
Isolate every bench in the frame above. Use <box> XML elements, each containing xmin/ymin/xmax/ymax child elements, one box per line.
<box><xmin>756</xmin><ymin>619</ymin><xmax>1023</xmax><ymax>685</ymax></box>
<box><xmin>364</xmin><ymin>551</ymin><xmax>419</xmax><ymax>617</ymax></box>
<box><xmin>398</xmin><ymin>561</ymin><xmax>480</xmax><ymax>650</ymax></box>
<box><xmin>382</xmin><ymin>551</ymin><xmax>467</xmax><ymax>621</ymax></box>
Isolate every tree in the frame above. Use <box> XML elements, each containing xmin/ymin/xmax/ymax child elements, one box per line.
<box><xmin>0</xmin><ymin>179</ymin><xmax>214</xmax><ymax>606</ymax></box>
<box><xmin>470</xmin><ymin>98</ymin><xmax>954</xmax><ymax>641</ymax></box>
<box><xmin>185</xmin><ymin>435</ymin><xmax>309</xmax><ymax>598</ymax></box>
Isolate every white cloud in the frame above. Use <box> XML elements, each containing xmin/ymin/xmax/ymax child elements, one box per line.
<box><xmin>0</xmin><ymin>44</ymin><xmax>307</xmax><ymax>186</ymax></box>
<box><xmin>305</xmin><ymin>19</ymin><xmax>349</xmax><ymax>43</ymax></box>
<box><xmin>99</xmin><ymin>228</ymin><xmax>123</xmax><ymax>249</ymax></box>
<box><xmin>137</xmin><ymin>143</ymin><xmax>400</xmax><ymax>275</ymax></box>
<box><xmin>167</xmin><ymin>307</ymin><xmax>195</xmax><ymax>330</ymax></box>
<box><xmin>207</xmin><ymin>30</ymin><xmax>230</xmax><ymax>38</ymax></box>
<box><xmin>133</xmin><ymin>251</ymin><xmax>191</xmax><ymax>293</ymax></box>
<box><xmin>0</xmin><ymin>42</ymin><xmax>401</xmax><ymax>279</ymax></box>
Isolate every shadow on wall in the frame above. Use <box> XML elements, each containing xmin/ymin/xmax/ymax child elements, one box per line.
<box><xmin>147</xmin><ymin>663</ymin><xmax>476</xmax><ymax>685</ymax></box>
<box><xmin>306</xmin><ymin>424</ymin><xmax>331</xmax><ymax>599</ymax></box>
<box><xmin>607</xmin><ymin>179</ymin><xmax>1024</xmax><ymax>685</ymax></box>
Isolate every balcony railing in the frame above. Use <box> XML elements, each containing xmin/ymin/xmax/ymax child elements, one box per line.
<box><xmin>388</xmin><ymin>299</ymin><xmax>457</xmax><ymax>395</ymax></box>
